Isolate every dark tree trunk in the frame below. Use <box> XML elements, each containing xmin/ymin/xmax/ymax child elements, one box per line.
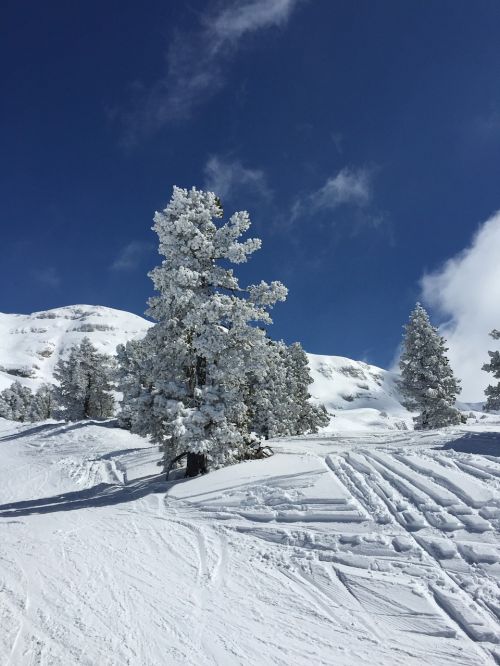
<box><xmin>195</xmin><ymin>355</ymin><xmax>207</xmax><ymax>387</ymax></box>
<box><xmin>84</xmin><ymin>374</ymin><xmax>92</xmax><ymax>418</ymax></box>
<box><xmin>185</xmin><ymin>452</ymin><xmax>208</xmax><ymax>477</ymax></box>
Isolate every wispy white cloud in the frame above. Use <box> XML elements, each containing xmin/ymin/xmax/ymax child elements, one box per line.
<box><xmin>420</xmin><ymin>211</ymin><xmax>500</xmax><ymax>402</ymax></box>
<box><xmin>111</xmin><ymin>241</ymin><xmax>154</xmax><ymax>272</ymax></box>
<box><xmin>211</xmin><ymin>0</ymin><xmax>302</xmax><ymax>40</ymax></box>
<box><xmin>331</xmin><ymin>132</ymin><xmax>343</xmax><ymax>154</ymax></box>
<box><xmin>469</xmin><ymin>109</ymin><xmax>500</xmax><ymax>143</ymax></box>
<box><xmin>120</xmin><ymin>0</ymin><xmax>303</xmax><ymax>142</ymax></box>
<box><xmin>290</xmin><ymin>166</ymin><xmax>378</xmax><ymax>229</ymax></box>
<box><xmin>32</xmin><ymin>267</ymin><xmax>60</xmax><ymax>288</ymax></box>
<box><xmin>313</xmin><ymin>167</ymin><xmax>371</xmax><ymax>210</ymax></box>
<box><xmin>204</xmin><ymin>155</ymin><xmax>271</xmax><ymax>201</ymax></box>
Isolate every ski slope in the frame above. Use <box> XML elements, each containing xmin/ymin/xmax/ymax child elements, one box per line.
<box><xmin>1</xmin><ymin>419</ymin><xmax>500</xmax><ymax>665</ymax></box>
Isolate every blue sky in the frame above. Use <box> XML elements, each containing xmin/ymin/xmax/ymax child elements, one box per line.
<box><xmin>2</xmin><ymin>0</ymin><xmax>500</xmax><ymax>373</ymax></box>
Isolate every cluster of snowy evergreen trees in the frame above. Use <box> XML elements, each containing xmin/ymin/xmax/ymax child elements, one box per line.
<box><xmin>0</xmin><ymin>337</ymin><xmax>115</xmax><ymax>423</ymax></box>
<box><xmin>3</xmin><ymin>185</ymin><xmax>498</xmax><ymax>473</ymax></box>
<box><xmin>54</xmin><ymin>337</ymin><xmax>115</xmax><ymax>420</ymax></box>
<box><xmin>116</xmin><ymin>186</ymin><xmax>328</xmax><ymax>476</ymax></box>
<box><xmin>0</xmin><ymin>382</ymin><xmax>56</xmax><ymax>422</ymax></box>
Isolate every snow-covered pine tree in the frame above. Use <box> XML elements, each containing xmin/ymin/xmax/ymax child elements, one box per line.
<box><xmin>0</xmin><ymin>394</ymin><xmax>11</xmax><ymax>420</ymax></box>
<box><xmin>284</xmin><ymin>342</ymin><xmax>330</xmax><ymax>434</ymax></box>
<box><xmin>54</xmin><ymin>337</ymin><xmax>115</xmax><ymax>421</ymax></box>
<box><xmin>116</xmin><ymin>336</ymin><xmax>155</xmax><ymax>430</ymax></box>
<box><xmin>483</xmin><ymin>329</ymin><xmax>500</xmax><ymax>411</ymax></box>
<box><xmin>0</xmin><ymin>381</ymin><xmax>34</xmax><ymax>422</ymax></box>
<box><xmin>399</xmin><ymin>303</ymin><xmax>461</xmax><ymax>429</ymax></box>
<box><xmin>246</xmin><ymin>340</ymin><xmax>290</xmax><ymax>439</ymax></box>
<box><xmin>133</xmin><ymin>186</ymin><xmax>287</xmax><ymax>476</ymax></box>
<box><xmin>30</xmin><ymin>383</ymin><xmax>57</xmax><ymax>421</ymax></box>
<box><xmin>247</xmin><ymin>341</ymin><xmax>329</xmax><ymax>438</ymax></box>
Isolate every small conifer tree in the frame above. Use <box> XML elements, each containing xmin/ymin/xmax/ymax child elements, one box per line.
<box><xmin>399</xmin><ymin>303</ymin><xmax>461</xmax><ymax>429</ymax></box>
<box><xmin>483</xmin><ymin>329</ymin><xmax>500</xmax><ymax>411</ymax></box>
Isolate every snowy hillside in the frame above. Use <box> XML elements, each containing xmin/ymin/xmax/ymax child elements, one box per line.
<box><xmin>0</xmin><ymin>305</ymin><xmax>411</xmax><ymax>427</ymax></box>
<box><xmin>1</xmin><ymin>419</ymin><xmax>499</xmax><ymax>664</ymax></box>
<box><xmin>308</xmin><ymin>353</ymin><xmax>411</xmax><ymax>430</ymax></box>
<box><xmin>0</xmin><ymin>305</ymin><xmax>152</xmax><ymax>391</ymax></box>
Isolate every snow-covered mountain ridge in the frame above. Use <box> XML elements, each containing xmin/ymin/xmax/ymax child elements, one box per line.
<box><xmin>308</xmin><ymin>353</ymin><xmax>410</xmax><ymax>430</ymax></box>
<box><xmin>0</xmin><ymin>304</ymin><xmax>410</xmax><ymax>428</ymax></box>
<box><xmin>0</xmin><ymin>305</ymin><xmax>152</xmax><ymax>391</ymax></box>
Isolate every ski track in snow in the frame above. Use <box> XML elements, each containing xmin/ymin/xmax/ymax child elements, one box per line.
<box><xmin>0</xmin><ymin>420</ymin><xmax>500</xmax><ymax>665</ymax></box>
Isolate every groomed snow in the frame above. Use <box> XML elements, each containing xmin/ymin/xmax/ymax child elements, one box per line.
<box><xmin>1</xmin><ymin>419</ymin><xmax>499</xmax><ymax>665</ymax></box>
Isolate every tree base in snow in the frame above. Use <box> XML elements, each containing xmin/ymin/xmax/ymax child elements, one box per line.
<box><xmin>185</xmin><ymin>452</ymin><xmax>208</xmax><ymax>477</ymax></box>
<box><xmin>238</xmin><ymin>442</ymin><xmax>274</xmax><ymax>461</ymax></box>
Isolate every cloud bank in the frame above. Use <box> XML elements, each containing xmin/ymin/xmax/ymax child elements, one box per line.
<box><xmin>421</xmin><ymin>211</ymin><xmax>500</xmax><ymax>402</ymax></box>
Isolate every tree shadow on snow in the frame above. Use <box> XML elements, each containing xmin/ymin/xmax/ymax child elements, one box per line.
<box><xmin>0</xmin><ymin>419</ymin><xmax>119</xmax><ymax>442</ymax></box>
<box><xmin>0</xmin><ymin>474</ymin><xmax>167</xmax><ymax>518</ymax></box>
<box><xmin>438</xmin><ymin>432</ymin><xmax>500</xmax><ymax>457</ymax></box>
<box><xmin>0</xmin><ymin>422</ymin><xmax>62</xmax><ymax>442</ymax></box>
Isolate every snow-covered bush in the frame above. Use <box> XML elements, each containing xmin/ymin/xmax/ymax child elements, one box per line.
<box><xmin>0</xmin><ymin>381</ymin><xmax>58</xmax><ymax>422</ymax></box>
<box><xmin>54</xmin><ymin>337</ymin><xmax>115</xmax><ymax>421</ymax></box>
<box><xmin>399</xmin><ymin>303</ymin><xmax>461</xmax><ymax>429</ymax></box>
<box><xmin>483</xmin><ymin>329</ymin><xmax>500</xmax><ymax>411</ymax></box>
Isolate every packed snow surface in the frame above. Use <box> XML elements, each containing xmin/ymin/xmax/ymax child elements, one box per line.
<box><xmin>1</xmin><ymin>419</ymin><xmax>500</xmax><ymax>664</ymax></box>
